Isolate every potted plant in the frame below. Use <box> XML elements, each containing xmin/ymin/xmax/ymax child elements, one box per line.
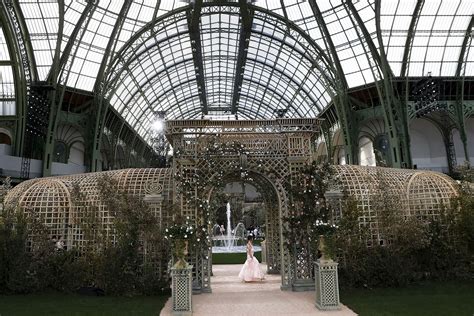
<box><xmin>165</xmin><ymin>217</ymin><xmax>195</xmax><ymax>269</ymax></box>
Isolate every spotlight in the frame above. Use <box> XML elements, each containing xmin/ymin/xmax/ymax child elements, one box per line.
<box><xmin>152</xmin><ymin>119</ymin><xmax>164</xmax><ymax>132</ymax></box>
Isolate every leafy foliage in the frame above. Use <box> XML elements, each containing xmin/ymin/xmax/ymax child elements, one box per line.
<box><xmin>282</xmin><ymin>162</ymin><xmax>338</xmax><ymax>256</ymax></box>
<box><xmin>0</xmin><ymin>176</ymin><xmax>169</xmax><ymax>296</ymax></box>
<box><xmin>332</xmin><ymin>170</ymin><xmax>474</xmax><ymax>288</ymax></box>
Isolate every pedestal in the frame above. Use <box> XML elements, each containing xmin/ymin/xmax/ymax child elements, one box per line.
<box><xmin>292</xmin><ymin>279</ymin><xmax>315</xmax><ymax>292</ymax></box>
<box><xmin>314</xmin><ymin>260</ymin><xmax>340</xmax><ymax>310</ymax></box>
<box><xmin>171</xmin><ymin>264</ymin><xmax>193</xmax><ymax>316</ymax></box>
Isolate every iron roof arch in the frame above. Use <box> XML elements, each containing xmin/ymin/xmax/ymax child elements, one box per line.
<box><xmin>114</xmin><ymin>53</ymin><xmax>322</xmax><ymax>118</ymax></box>
<box><xmin>103</xmin><ymin>5</ymin><xmax>336</xmax><ymax>96</ymax></box>
<box><xmin>129</xmin><ymin>74</ymin><xmax>303</xmax><ymax>129</ymax></box>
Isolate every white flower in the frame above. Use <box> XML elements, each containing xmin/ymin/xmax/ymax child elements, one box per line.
<box><xmin>184</xmin><ymin>234</ymin><xmax>187</xmax><ymax>238</ymax></box>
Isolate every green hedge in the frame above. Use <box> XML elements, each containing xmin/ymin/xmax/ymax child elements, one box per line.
<box><xmin>212</xmin><ymin>251</ymin><xmax>262</xmax><ymax>264</ymax></box>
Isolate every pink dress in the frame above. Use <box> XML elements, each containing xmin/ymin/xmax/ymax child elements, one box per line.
<box><xmin>238</xmin><ymin>243</ymin><xmax>264</xmax><ymax>282</ymax></box>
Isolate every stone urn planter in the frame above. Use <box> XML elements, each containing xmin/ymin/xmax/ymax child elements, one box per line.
<box><xmin>173</xmin><ymin>239</ymin><xmax>189</xmax><ymax>269</ymax></box>
<box><xmin>314</xmin><ymin>235</ymin><xmax>340</xmax><ymax>310</ymax></box>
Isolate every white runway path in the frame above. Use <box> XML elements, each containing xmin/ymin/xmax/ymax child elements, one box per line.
<box><xmin>160</xmin><ymin>264</ymin><xmax>357</xmax><ymax>316</ymax></box>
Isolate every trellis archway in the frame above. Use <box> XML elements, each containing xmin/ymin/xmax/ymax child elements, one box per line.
<box><xmin>167</xmin><ymin>118</ymin><xmax>321</xmax><ymax>292</ymax></box>
<box><xmin>206</xmin><ymin>169</ymin><xmax>282</xmax><ymax>276</ymax></box>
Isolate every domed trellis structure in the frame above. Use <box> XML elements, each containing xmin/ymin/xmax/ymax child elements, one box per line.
<box><xmin>5</xmin><ymin>118</ymin><xmax>460</xmax><ymax>294</ymax></box>
<box><xmin>18</xmin><ymin>179</ymin><xmax>73</xmax><ymax>249</ymax></box>
<box><xmin>5</xmin><ymin>169</ymin><xmax>174</xmax><ymax>273</ymax></box>
<box><xmin>330</xmin><ymin>165</ymin><xmax>458</xmax><ymax>245</ymax></box>
<box><xmin>6</xmin><ymin>119</ymin><xmax>462</xmax><ymax>292</ymax></box>
<box><xmin>5</xmin><ymin>164</ymin><xmax>459</xmax><ymax>292</ymax></box>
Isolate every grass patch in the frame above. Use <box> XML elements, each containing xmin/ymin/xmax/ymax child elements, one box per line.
<box><xmin>341</xmin><ymin>280</ymin><xmax>474</xmax><ymax>316</ymax></box>
<box><xmin>212</xmin><ymin>251</ymin><xmax>262</xmax><ymax>264</ymax></box>
<box><xmin>0</xmin><ymin>292</ymin><xmax>169</xmax><ymax>316</ymax></box>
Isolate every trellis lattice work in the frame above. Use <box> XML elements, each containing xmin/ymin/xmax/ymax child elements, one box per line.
<box><xmin>3</xmin><ymin>120</ymin><xmax>460</xmax><ymax>293</ymax></box>
<box><xmin>4</xmin><ymin>168</ymin><xmax>174</xmax><ymax>280</ymax></box>
<box><xmin>167</xmin><ymin>118</ymin><xmax>322</xmax><ymax>291</ymax></box>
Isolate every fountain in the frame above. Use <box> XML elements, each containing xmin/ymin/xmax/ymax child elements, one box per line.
<box><xmin>212</xmin><ymin>202</ymin><xmax>261</xmax><ymax>253</ymax></box>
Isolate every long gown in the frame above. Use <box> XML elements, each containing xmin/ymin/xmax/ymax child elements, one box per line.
<box><xmin>238</xmin><ymin>242</ymin><xmax>264</xmax><ymax>282</ymax></box>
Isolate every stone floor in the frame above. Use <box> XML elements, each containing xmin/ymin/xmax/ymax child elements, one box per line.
<box><xmin>160</xmin><ymin>264</ymin><xmax>357</xmax><ymax>316</ymax></box>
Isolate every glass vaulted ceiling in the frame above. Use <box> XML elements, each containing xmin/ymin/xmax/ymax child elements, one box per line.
<box><xmin>18</xmin><ymin>0</ymin><xmax>474</xmax><ymax>142</ymax></box>
<box><xmin>104</xmin><ymin>4</ymin><xmax>334</xmax><ymax>138</ymax></box>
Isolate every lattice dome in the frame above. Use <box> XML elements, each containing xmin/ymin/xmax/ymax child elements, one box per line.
<box><xmin>4</xmin><ymin>178</ymin><xmax>41</xmax><ymax>208</ymax></box>
<box><xmin>4</xmin><ymin>164</ymin><xmax>461</xmax><ymax>289</ymax></box>
<box><xmin>5</xmin><ymin>168</ymin><xmax>174</xmax><ymax>253</ymax></box>
<box><xmin>332</xmin><ymin>165</ymin><xmax>459</xmax><ymax>242</ymax></box>
<box><xmin>6</xmin><ymin>166</ymin><xmax>459</xmax><ymax>248</ymax></box>
<box><xmin>18</xmin><ymin>179</ymin><xmax>72</xmax><ymax>247</ymax></box>
<box><xmin>407</xmin><ymin>172</ymin><xmax>458</xmax><ymax>219</ymax></box>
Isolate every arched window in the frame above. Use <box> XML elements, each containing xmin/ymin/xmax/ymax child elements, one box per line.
<box><xmin>374</xmin><ymin>135</ymin><xmax>391</xmax><ymax>167</ymax></box>
<box><xmin>359</xmin><ymin>137</ymin><xmax>376</xmax><ymax>166</ymax></box>
<box><xmin>0</xmin><ymin>131</ymin><xmax>11</xmax><ymax>145</ymax></box>
<box><xmin>410</xmin><ymin>119</ymin><xmax>448</xmax><ymax>173</ymax></box>
<box><xmin>53</xmin><ymin>141</ymin><xmax>68</xmax><ymax>163</ymax></box>
<box><xmin>0</xmin><ymin>26</ymin><xmax>15</xmax><ymax>116</ymax></box>
<box><xmin>0</xmin><ymin>130</ymin><xmax>12</xmax><ymax>156</ymax></box>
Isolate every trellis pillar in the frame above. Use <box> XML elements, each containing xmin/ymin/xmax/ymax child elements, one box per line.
<box><xmin>291</xmin><ymin>243</ymin><xmax>315</xmax><ymax>292</ymax></box>
<box><xmin>261</xmin><ymin>240</ymin><xmax>266</xmax><ymax>263</ymax></box>
<box><xmin>171</xmin><ymin>264</ymin><xmax>193</xmax><ymax>316</ymax></box>
<box><xmin>314</xmin><ymin>259</ymin><xmax>340</xmax><ymax>311</ymax></box>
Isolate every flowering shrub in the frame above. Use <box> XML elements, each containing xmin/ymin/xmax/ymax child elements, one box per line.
<box><xmin>283</xmin><ymin>162</ymin><xmax>338</xmax><ymax>256</ymax></box>
<box><xmin>164</xmin><ymin>217</ymin><xmax>197</xmax><ymax>268</ymax></box>
<box><xmin>164</xmin><ymin>219</ymin><xmax>194</xmax><ymax>241</ymax></box>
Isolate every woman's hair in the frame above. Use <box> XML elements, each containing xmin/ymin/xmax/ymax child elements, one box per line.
<box><xmin>247</xmin><ymin>234</ymin><xmax>254</xmax><ymax>241</ymax></box>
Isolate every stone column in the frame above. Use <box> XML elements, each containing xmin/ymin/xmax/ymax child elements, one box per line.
<box><xmin>261</xmin><ymin>240</ymin><xmax>266</xmax><ymax>263</ymax></box>
<box><xmin>171</xmin><ymin>264</ymin><xmax>193</xmax><ymax>316</ymax></box>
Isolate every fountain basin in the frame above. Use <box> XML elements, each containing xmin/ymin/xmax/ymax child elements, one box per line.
<box><xmin>212</xmin><ymin>245</ymin><xmax>262</xmax><ymax>253</ymax></box>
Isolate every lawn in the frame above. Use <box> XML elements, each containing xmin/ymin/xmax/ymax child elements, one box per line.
<box><xmin>212</xmin><ymin>250</ymin><xmax>262</xmax><ymax>264</ymax></box>
<box><xmin>0</xmin><ymin>292</ymin><xmax>169</xmax><ymax>316</ymax></box>
<box><xmin>341</xmin><ymin>280</ymin><xmax>474</xmax><ymax>316</ymax></box>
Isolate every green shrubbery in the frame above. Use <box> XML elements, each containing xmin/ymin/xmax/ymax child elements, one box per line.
<box><xmin>333</xmin><ymin>179</ymin><xmax>474</xmax><ymax>288</ymax></box>
<box><xmin>0</xmin><ymin>176</ymin><xmax>169</xmax><ymax>296</ymax></box>
<box><xmin>283</xmin><ymin>164</ymin><xmax>474</xmax><ymax>289</ymax></box>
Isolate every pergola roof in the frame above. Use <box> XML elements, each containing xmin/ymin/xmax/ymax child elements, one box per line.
<box><xmin>12</xmin><ymin>0</ymin><xmax>474</xmax><ymax>143</ymax></box>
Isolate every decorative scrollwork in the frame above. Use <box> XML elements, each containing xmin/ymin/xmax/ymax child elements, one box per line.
<box><xmin>144</xmin><ymin>180</ymin><xmax>163</xmax><ymax>195</ymax></box>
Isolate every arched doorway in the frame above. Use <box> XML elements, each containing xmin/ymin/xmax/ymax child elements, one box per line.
<box><xmin>207</xmin><ymin>170</ymin><xmax>282</xmax><ymax>278</ymax></box>
<box><xmin>168</xmin><ymin>118</ymin><xmax>320</xmax><ymax>293</ymax></box>
<box><xmin>359</xmin><ymin>136</ymin><xmax>376</xmax><ymax>166</ymax></box>
<box><xmin>409</xmin><ymin>118</ymin><xmax>448</xmax><ymax>172</ymax></box>
<box><xmin>332</xmin><ymin>129</ymin><xmax>346</xmax><ymax>165</ymax></box>
<box><xmin>0</xmin><ymin>127</ymin><xmax>12</xmax><ymax>156</ymax></box>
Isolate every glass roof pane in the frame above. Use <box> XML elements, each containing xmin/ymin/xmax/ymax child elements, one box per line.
<box><xmin>19</xmin><ymin>1</ymin><xmax>60</xmax><ymax>80</ymax></box>
<box><xmin>10</xmin><ymin>0</ymin><xmax>471</xmax><ymax>145</ymax></box>
<box><xmin>0</xmin><ymin>27</ymin><xmax>11</xmax><ymax>61</ymax></box>
<box><xmin>0</xmin><ymin>66</ymin><xmax>15</xmax><ymax>98</ymax></box>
